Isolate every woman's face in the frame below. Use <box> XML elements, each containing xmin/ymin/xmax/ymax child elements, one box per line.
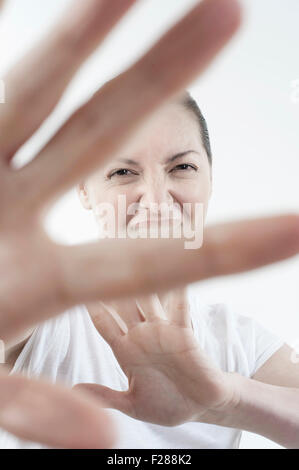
<box><xmin>77</xmin><ymin>101</ymin><xmax>212</xmax><ymax>240</ymax></box>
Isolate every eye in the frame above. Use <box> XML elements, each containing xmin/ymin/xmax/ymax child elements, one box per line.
<box><xmin>108</xmin><ymin>168</ymin><xmax>138</xmax><ymax>179</ymax></box>
<box><xmin>170</xmin><ymin>163</ymin><xmax>198</xmax><ymax>173</ymax></box>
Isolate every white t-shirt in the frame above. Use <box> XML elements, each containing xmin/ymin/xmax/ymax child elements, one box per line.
<box><xmin>0</xmin><ymin>287</ymin><xmax>285</xmax><ymax>449</ymax></box>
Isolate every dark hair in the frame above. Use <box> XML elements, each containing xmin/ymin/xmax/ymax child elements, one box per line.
<box><xmin>180</xmin><ymin>90</ymin><xmax>212</xmax><ymax>166</ymax></box>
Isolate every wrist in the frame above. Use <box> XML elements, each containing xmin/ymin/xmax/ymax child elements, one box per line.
<box><xmin>193</xmin><ymin>371</ymin><xmax>243</xmax><ymax>426</ymax></box>
<box><xmin>191</xmin><ymin>371</ymin><xmax>299</xmax><ymax>448</ymax></box>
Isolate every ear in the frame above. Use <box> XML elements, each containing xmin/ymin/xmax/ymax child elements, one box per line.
<box><xmin>77</xmin><ymin>181</ymin><xmax>92</xmax><ymax>210</ymax></box>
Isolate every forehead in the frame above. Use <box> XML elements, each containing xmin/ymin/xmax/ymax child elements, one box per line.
<box><xmin>118</xmin><ymin>101</ymin><xmax>203</xmax><ymax>162</ymax></box>
<box><xmin>85</xmin><ymin>102</ymin><xmax>204</xmax><ymax>185</ymax></box>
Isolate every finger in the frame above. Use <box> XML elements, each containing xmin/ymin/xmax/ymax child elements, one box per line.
<box><xmin>18</xmin><ymin>0</ymin><xmax>242</xmax><ymax>213</ymax></box>
<box><xmin>166</xmin><ymin>287</ymin><xmax>192</xmax><ymax>328</ymax></box>
<box><xmin>0</xmin><ymin>0</ymin><xmax>137</xmax><ymax>161</ymax></box>
<box><xmin>56</xmin><ymin>213</ymin><xmax>299</xmax><ymax>308</ymax></box>
<box><xmin>108</xmin><ymin>297</ymin><xmax>145</xmax><ymax>329</ymax></box>
<box><xmin>0</xmin><ymin>370</ymin><xmax>115</xmax><ymax>449</ymax></box>
<box><xmin>203</xmin><ymin>213</ymin><xmax>299</xmax><ymax>278</ymax></box>
<box><xmin>135</xmin><ymin>294</ymin><xmax>166</xmax><ymax>322</ymax></box>
<box><xmin>86</xmin><ymin>301</ymin><xmax>126</xmax><ymax>345</ymax></box>
<box><xmin>2</xmin><ymin>213</ymin><xmax>298</xmax><ymax>344</ymax></box>
<box><xmin>73</xmin><ymin>383</ymin><xmax>133</xmax><ymax>418</ymax></box>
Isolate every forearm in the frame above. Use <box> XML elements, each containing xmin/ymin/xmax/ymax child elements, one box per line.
<box><xmin>199</xmin><ymin>373</ymin><xmax>299</xmax><ymax>448</ymax></box>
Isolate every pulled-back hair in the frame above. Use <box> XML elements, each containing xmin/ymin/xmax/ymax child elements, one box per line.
<box><xmin>180</xmin><ymin>91</ymin><xmax>212</xmax><ymax>166</ymax></box>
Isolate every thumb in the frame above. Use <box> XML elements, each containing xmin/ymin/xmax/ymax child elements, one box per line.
<box><xmin>73</xmin><ymin>383</ymin><xmax>133</xmax><ymax>416</ymax></box>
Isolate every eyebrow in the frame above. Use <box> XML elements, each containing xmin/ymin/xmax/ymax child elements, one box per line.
<box><xmin>117</xmin><ymin>150</ymin><xmax>200</xmax><ymax>167</ymax></box>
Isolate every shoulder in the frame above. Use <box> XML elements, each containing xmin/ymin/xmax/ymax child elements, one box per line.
<box><xmin>188</xmin><ymin>288</ymin><xmax>274</xmax><ymax>341</ymax></box>
<box><xmin>11</xmin><ymin>304</ymin><xmax>88</xmax><ymax>376</ymax></box>
<box><xmin>187</xmin><ymin>288</ymin><xmax>285</xmax><ymax>377</ymax></box>
<box><xmin>187</xmin><ymin>286</ymin><xmax>249</xmax><ymax>336</ymax></box>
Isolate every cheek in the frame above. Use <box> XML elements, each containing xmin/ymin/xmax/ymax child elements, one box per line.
<box><xmin>173</xmin><ymin>178</ymin><xmax>211</xmax><ymax>223</ymax></box>
<box><xmin>89</xmin><ymin>187</ymin><xmax>117</xmax><ymax>231</ymax></box>
<box><xmin>173</xmin><ymin>178</ymin><xmax>210</xmax><ymax>205</ymax></box>
<box><xmin>92</xmin><ymin>187</ymin><xmax>137</xmax><ymax>231</ymax></box>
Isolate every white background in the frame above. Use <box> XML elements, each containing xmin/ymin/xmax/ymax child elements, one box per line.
<box><xmin>0</xmin><ymin>0</ymin><xmax>298</xmax><ymax>449</ymax></box>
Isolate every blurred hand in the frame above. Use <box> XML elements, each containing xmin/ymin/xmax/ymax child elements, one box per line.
<box><xmin>0</xmin><ymin>0</ymin><xmax>243</xmax><ymax>448</ymax></box>
<box><xmin>0</xmin><ymin>0</ymin><xmax>297</xmax><ymax>448</ymax></box>
<box><xmin>0</xmin><ymin>0</ymin><xmax>243</xmax><ymax>342</ymax></box>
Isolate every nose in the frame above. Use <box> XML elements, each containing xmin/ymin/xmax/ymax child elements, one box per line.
<box><xmin>137</xmin><ymin>178</ymin><xmax>174</xmax><ymax>211</ymax></box>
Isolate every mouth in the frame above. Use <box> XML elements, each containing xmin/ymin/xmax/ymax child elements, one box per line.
<box><xmin>128</xmin><ymin>216</ymin><xmax>183</xmax><ymax>233</ymax></box>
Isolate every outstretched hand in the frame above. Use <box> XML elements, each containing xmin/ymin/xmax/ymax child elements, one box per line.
<box><xmin>75</xmin><ymin>289</ymin><xmax>238</xmax><ymax>426</ymax></box>
<box><xmin>0</xmin><ymin>0</ymin><xmax>243</xmax><ymax>448</ymax></box>
<box><xmin>0</xmin><ymin>0</ymin><xmax>298</xmax><ymax>449</ymax></box>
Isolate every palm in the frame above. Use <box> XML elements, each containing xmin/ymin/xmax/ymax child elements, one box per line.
<box><xmin>113</xmin><ymin>321</ymin><xmax>224</xmax><ymax>424</ymax></box>
<box><xmin>81</xmin><ymin>292</ymin><xmax>233</xmax><ymax>426</ymax></box>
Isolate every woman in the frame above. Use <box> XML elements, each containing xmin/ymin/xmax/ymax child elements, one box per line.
<box><xmin>1</xmin><ymin>91</ymin><xmax>297</xmax><ymax>449</ymax></box>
